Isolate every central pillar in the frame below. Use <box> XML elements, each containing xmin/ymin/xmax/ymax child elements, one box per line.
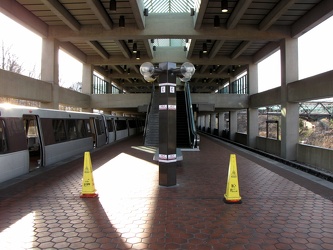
<box><xmin>158</xmin><ymin>62</ymin><xmax>177</xmax><ymax>186</ymax></box>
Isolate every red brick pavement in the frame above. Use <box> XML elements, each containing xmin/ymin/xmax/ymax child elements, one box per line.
<box><xmin>0</xmin><ymin>134</ymin><xmax>332</xmax><ymax>249</ymax></box>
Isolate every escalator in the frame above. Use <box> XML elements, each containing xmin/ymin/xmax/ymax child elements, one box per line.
<box><xmin>176</xmin><ymin>90</ymin><xmax>190</xmax><ymax>148</ymax></box>
<box><xmin>143</xmin><ymin>86</ymin><xmax>159</xmax><ymax>147</ymax></box>
<box><xmin>144</xmin><ymin>83</ymin><xmax>199</xmax><ymax>149</ymax></box>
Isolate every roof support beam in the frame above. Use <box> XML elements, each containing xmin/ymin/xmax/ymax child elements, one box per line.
<box><xmin>86</xmin><ymin>0</ymin><xmax>113</xmax><ymax>30</ymax></box>
<box><xmin>87</xmin><ymin>41</ymin><xmax>110</xmax><ymax>59</ymax></box>
<box><xmin>129</xmin><ymin>0</ymin><xmax>145</xmax><ymax>30</ymax></box>
<box><xmin>186</xmin><ymin>39</ymin><xmax>196</xmax><ymax>59</ymax></box>
<box><xmin>209</xmin><ymin>40</ymin><xmax>225</xmax><ymax>59</ymax></box>
<box><xmin>252</xmin><ymin>41</ymin><xmax>280</xmax><ymax>64</ymax></box>
<box><xmin>231</xmin><ymin>41</ymin><xmax>252</xmax><ymax>59</ymax></box>
<box><xmin>114</xmin><ymin>40</ymin><xmax>132</xmax><ymax>59</ymax></box>
<box><xmin>193</xmin><ymin>0</ymin><xmax>209</xmax><ymax>30</ymax></box>
<box><xmin>259</xmin><ymin>0</ymin><xmax>296</xmax><ymax>31</ymax></box>
<box><xmin>49</xmin><ymin>23</ymin><xmax>290</xmax><ymax>42</ymax></box>
<box><xmin>227</xmin><ymin>0</ymin><xmax>253</xmax><ymax>29</ymax></box>
<box><xmin>291</xmin><ymin>0</ymin><xmax>333</xmax><ymax>38</ymax></box>
<box><xmin>87</xmin><ymin>52</ymin><xmax>252</xmax><ymax>66</ymax></box>
<box><xmin>0</xmin><ymin>0</ymin><xmax>48</xmax><ymax>37</ymax></box>
<box><xmin>143</xmin><ymin>39</ymin><xmax>153</xmax><ymax>59</ymax></box>
<box><xmin>41</xmin><ymin>0</ymin><xmax>81</xmax><ymax>32</ymax></box>
<box><xmin>59</xmin><ymin>42</ymin><xmax>87</xmax><ymax>63</ymax></box>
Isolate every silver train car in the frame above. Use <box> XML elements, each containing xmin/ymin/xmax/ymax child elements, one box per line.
<box><xmin>0</xmin><ymin>104</ymin><xmax>144</xmax><ymax>184</ymax></box>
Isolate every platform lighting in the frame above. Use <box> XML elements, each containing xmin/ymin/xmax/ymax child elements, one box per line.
<box><xmin>203</xmin><ymin>43</ymin><xmax>208</xmax><ymax>53</ymax></box>
<box><xmin>136</xmin><ymin>51</ymin><xmax>141</xmax><ymax>60</ymax></box>
<box><xmin>133</xmin><ymin>43</ymin><xmax>138</xmax><ymax>53</ymax></box>
<box><xmin>110</xmin><ymin>0</ymin><xmax>116</xmax><ymax>11</ymax></box>
<box><xmin>221</xmin><ymin>0</ymin><xmax>228</xmax><ymax>13</ymax></box>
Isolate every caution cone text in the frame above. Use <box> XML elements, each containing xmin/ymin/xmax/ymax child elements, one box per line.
<box><xmin>80</xmin><ymin>152</ymin><xmax>98</xmax><ymax>198</ymax></box>
<box><xmin>224</xmin><ymin>154</ymin><xmax>242</xmax><ymax>204</ymax></box>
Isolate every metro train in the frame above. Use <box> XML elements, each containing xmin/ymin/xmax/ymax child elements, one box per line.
<box><xmin>0</xmin><ymin>104</ymin><xmax>144</xmax><ymax>184</ymax></box>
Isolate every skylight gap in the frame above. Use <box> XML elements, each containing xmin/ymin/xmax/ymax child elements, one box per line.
<box><xmin>144</xmin><ymin>0</ymin><xmax>198</xmax><ymax>14</ymax></box>
<box><xmin>143</xmin><ymin>0</ymin><xmax>198</xmax><ymax>48</ymax></box>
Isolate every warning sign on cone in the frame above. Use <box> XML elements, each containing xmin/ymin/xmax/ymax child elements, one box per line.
<box><xmin>80</xmin><ymin>152</ymin><xmax>98</xmax><ymax>198</ymax></box>
<box><xmin>224</xmin><ymin>154</ymin><xmax>242</xmax><ymax>204</ymax></box>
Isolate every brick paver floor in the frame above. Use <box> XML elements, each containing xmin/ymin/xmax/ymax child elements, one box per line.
<box><xmin>0</xmin><ymin>134</ymin><xmax>332</xmax><ymax>249</ymax></box>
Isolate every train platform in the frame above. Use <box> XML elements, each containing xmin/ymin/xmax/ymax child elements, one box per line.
<box><xmin>0</xmin><ymin>134</ymin><xmax>333</xmax><ymax>250</ymax></box>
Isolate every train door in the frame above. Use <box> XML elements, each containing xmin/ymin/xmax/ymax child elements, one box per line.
<box><xmin>90</xmin><ymin>117</ymin><xmax>107</xmax><ymax>148</ymax></box>
<box><xmin>23</xmin><ymin>115</ymin><xmax>44</xmax><ymax>171</ymax></box>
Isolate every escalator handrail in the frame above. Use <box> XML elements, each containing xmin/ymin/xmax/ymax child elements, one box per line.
<box><xmin>184</xmin><ymin>82</ymin><xmax>198</xmax><ymax>147</ymax></box>
<box><xmin>143</xmin><ymin>84</ymin><xmax>155</xmax><ymax>139</ymax></box>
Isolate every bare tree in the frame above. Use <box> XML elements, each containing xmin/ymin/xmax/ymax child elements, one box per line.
<box><xmin>1</xmin><ymin>40</ymin><xmax>23</xmax><ymax>73</ymax></box>
<box><xmin>69</xmin><ymin>81</ymin><xmax>82</xmax><ymax>92</ymax></box>
<box><xmin>1</xmin><ymin>40</ymin><xmax>40</xmax><ymax>107</ymax></box>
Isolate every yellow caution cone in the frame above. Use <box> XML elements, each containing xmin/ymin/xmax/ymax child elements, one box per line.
<box><xmin>224</xmin><ymin>154</ymin><xmax>242</xmax><ymax>204</ymax></box>
<box><xmin>80</xmin><ymin>152</ymin><xmax>98</xmax><ymax>198</ymax></box>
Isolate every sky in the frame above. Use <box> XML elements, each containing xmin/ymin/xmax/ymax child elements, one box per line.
<box><xmin>0</xmin><ymin>12</ymin><xmax>82</xmax><ymax>88</ymax></box>
<box><xmin>0</xmin><ymin>12</ymin><xmax>333</xmax><ymax>91</ymax></box>
<box><xmin>258</xmin><ymin>15</ymin><xmax>333</xmax><ymax>92</ymax></box>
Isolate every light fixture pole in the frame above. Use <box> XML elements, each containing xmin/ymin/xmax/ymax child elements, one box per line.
<box><xmin>140</xmin><ymin>61</ymin><xmax>195</xmax><ymax>186</ymax></box>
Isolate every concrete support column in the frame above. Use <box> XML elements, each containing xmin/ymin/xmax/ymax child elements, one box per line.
<box><xmin>82</xmin><ymin>63</ymin><xmax>94</xmax><ymax>112</ymax></box>
<box><xmin>205</xmin><ymin>114</ymin><xmax>210</xmax><ymax>132</ymax></box>
<box><xmin>210</xmin><ymin>113</ymin><xmax>216</xmax><ymax>134</ymax></box>
<box><xmin>199</xmin><ymin>115</ymin><xmax>204</xmax><ymax>130</ymax></box>
<box><xmin>229</xmin><ymin>111</ymin><xmax>237</xmax><ymax>141</ymax></box>
<box><xmin>82</xmin><ymin>63</ymin><xmax>93</xmax><ymax>95</ymax></box>
<box><xmin>201</xmin><ymin>115</ymin><xmax>204</xmax><ymax>130</ymax></box>
<box><xmin>218</xmin><ymin>112</ymin><xmax>226</xmax><ymax>136</ymax></box>
<box><xmin>280</xmin><ymin>38</ymin><xmax>299</xmax><ymax>160</ymax></box>
<box><xmin>247</xmin><ymin>63</ymin><xmax>259</xmax><ymax>148</ymax></box>
<box><xmin>40</xmin><ymin>38</ymin><xmax>59</xmax><ymax>109</ymax></box>
<box><xmin>158</xmin><ymin>62</ymin><xmax>177</xmax><ymax>187</ymax></box>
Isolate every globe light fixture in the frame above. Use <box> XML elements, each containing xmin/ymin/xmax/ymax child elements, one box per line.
<box><xmin>140</xmin><ymin>62</ymin><xmax>155</xmax><ymax>82</ymax></box>
<box><xmin>140</xmin><ymin>61</ymin><xmax>195</xmax><ymax>83</ymax></box>
<box><xmin>180</xmin><ymin>62</ymin><xmax>195</xmax><ymax>82</ymax></box>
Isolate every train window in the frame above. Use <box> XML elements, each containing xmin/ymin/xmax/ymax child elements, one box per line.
<box><xmin>0</xmin><ymin>120</ymin><xmax>8</xmax><ymax>153</ymax></box>
<box><xmin>115</xmin><ymin>119</ymin><xmax>127</xmax><ymax>130</ymax></box>
<box><xmin>107</xmin><ymin>119</ymin><xmax>114</xmax><ymax>132</ymax></box>
<box><xmin>128</xmin><ymin>120</ymin><xmax>137</xmax><ymax>128</ymax></box>
<box><xmin>53</xmin><ymin>119</ymin><xmax>67</xmax><ymax>142</ymax></box>
<box><xmin>3</xmin><ymin>118</ymin><xmax>27</xmax><ymax>152</ymax></box>
<box><xmin>67</xmin><ymin>119</ymin><xmax>78</xmax><ymax>140</ymax></box>
<box><xmin>77</xmin><ymin>119</ymin><xmax>88</xmax><ymax>138</ymax></box>
<box><xmin>95</xmin><ymin>119</ymin><xmax>105</xmax><ymax>135</ymax></box>
<box><xmin>26</xmin><ymin>119</ymin><xmax>38</xmax><ymax>137</ymax></box>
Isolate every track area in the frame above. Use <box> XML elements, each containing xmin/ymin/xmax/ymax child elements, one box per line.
<box><xmin>0</xmin><ymin>134</ymin><xmax>332</xmax><ymax>249</ymax></box>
